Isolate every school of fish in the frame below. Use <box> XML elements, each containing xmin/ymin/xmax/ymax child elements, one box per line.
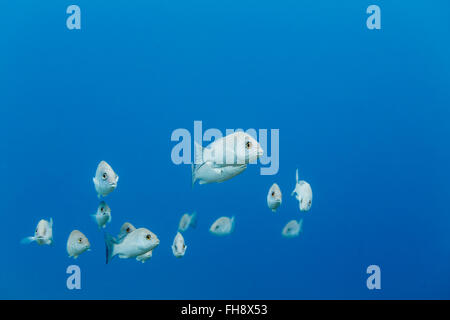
<box><xmin>21</xmin><ymin>132</ymin><xmax>314</xmax><ymax>263</ymax></box>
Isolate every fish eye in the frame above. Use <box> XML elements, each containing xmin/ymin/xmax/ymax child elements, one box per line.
<box><xmin>309</xmin><ymin>200</ymin><xmax>312</xmax><ymax>205</ymax></box>
<box><xmin>245</xmin><ymin>141</ymin><xmax>252</xmax><ymax>149</ymax></box>
<box><xmin>126</xmin><ymin>227</ymin><xmax>130</xmax><ymax>233</ymax></box>
<box><xmin>78</xmin><ymin>238</ymin><xmax>83</xmax><ymax>243</ymax></box>
<box><xmin>100</xmin><ymin>207</ymin><xmax>104</xmax><ymax>212</ymax></box>
<box><xmin>146</xmin><ymin>234</ymin><xmax>151</xmax><ymax>240</ymax></box>
<box><xmin>102</xmin><ymin>172</ymin><xmax>108</xmax><ymax>180</ymax></box>
<box><xmin>271</xmin><ymin>191</ymin><xmax>275</xmax><ymax>197</ymax></box>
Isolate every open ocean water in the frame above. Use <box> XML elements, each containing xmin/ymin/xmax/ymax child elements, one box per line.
<box><xmin>1</xmin><ymin>1</ymin><xmax>449</xmax><ymax>299</ymax></box>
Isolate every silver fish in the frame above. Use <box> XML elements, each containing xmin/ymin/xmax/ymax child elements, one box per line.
<box><xmin>117</xmin><ymin>222</ymin><xmax>136</xmax><ymax>241</ymax></box>
<box><xmin>91</xmin><ymin>201</ymin><xmax>112</xmax><ymax>229</ymax></box>
<box><xmin>267</xmin><ymin>183</ymin><xmax>282</xmax><ymax>212</ymax></box>
<box><xmin>281</xmin><ymin>219</ymin><xmax>303</xmax><ymax>238</ymax></box>
<box><xmin>291</xmin><ymin>169</ymin><xmax>313</xmax><ymax>211</ymax></box>
<box><xmin>93</xmin><ymin>161</ymin><xmax>119</xmax><ymax>198</ymax></box>
<box><xmin>116</xmin><ymin>223</ymin><xmax>154</xmax><ymax>263</ymax></box>
<box><xmin>178</xmin><ymin>212</ymin><xmax>197</xmax><ymax>232</ymax></box>
<box><xmin>172</xmin><ymin>232</ymin><xmax>187</xmax><ymax>258</ymax></box>
<box><xmin>194</xmin><ymin>132</ymin><xmax>264</xmax><ymax>167</ymax></box>
<box><xmin>209</xmin><ymin>216</ymin><xmax>235</xmax><ymax>236</ymax></box>
<box><xmin>21</xmin><ymin>218</ymin><xmax>53</xmax><ymax>245</ymax></box>
<box><xmin>67</xmin><ymin>230</ymin><xmax>91</xmax><ymax>258</ymax></box>
<box><xmin>105</xmin><ymin>227</ymin><xmax>159</xmax><ymax>264</ymax></box>
<box><xmin>192</xmin><ymin>131</ymin><xmax>264</xmax><ymax>185</ymax></box>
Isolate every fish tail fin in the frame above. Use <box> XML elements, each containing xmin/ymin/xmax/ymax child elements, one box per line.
<box><xmin>194</xmin><ymin>141</ymin><xmax>204</xmax><ymax>165</ymax></box>
<box><xmin>230</xmin><ymin>216</ymin><xmax>236</xmax><ymax>233</ymax></box>
<box><xmin>104</xmin><ymin>232</ymin><xmax>116</xmax><ymax>264</ymax></box>
<box><xmin>21</xmin><ymin>236</ymin><xmax>35</xmax><ymax>244</ymax></box>
<box><xmin>49</xmin><ymin>218</ymin><xmax>53</xmax><ymax>229</ymax></box>
<box><xmin>190</xmin><ymin>212</ymin><xmax>198</xmax><ymax>228</ymax></box>
<box><xmin>296</xmin><ymin>168</ymin><xmax>299</xmax><ymax>183</ymax></box>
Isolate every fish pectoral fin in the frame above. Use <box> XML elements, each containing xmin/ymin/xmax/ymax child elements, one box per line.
<box><xmin>20</xmin><ymin>236</ymin><xmax>35</xmax><ymax>245</ymax></box>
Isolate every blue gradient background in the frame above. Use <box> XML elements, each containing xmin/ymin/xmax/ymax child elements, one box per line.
<box><xmin>1</xmin><ymin>1</ymin><xmax>449</xmax><ymax>299</ymax></box>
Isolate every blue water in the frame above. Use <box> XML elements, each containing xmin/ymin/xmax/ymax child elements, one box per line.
<box><xmin>1</xmin><ymin>0</ymin><xmax>450</xmax><ymax>299</ymax></box>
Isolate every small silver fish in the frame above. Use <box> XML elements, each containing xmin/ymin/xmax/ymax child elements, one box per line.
<box><xmin>67</xmin><ymin>230</ymin><xmax>91</xmax><ymax>258</ymax></box>
<box><xmin>267</xmin><ymin>183</ymin><xmax>282</xmax><ymax>212</ymax></box>
<box><xmin>91</xmin><ymin>201</ymin><xmax>112</xmax><ymax>229</ymax></box>
<box><xmin>117</xmin><ymin>222</ymin><xmax>136</xmax><ymax>241</ymax></box>
<box><xmin>291</xmin><ymin>169</ymin><xmax>313</xmax><ymax>211</ymax></box>
<box><xmin>93</xmin><ymin>161</ymin><xmax>119</xmax><ymax>198</ymax></box>
<box><xmin>178</xmin><ymin>212</ymin><xmax>197</xmax><ymax>232</ymax></box>
<box><xmin>105</xmin><ymin>227</ymin><xmax>159</xmax><ymax>264</ymax></box>
<box><xmin>281</xmin><ymin>219</ymin><xmax>303</xmax><ymax>238</ymax></box>
<box><xmin>172</xmin><ymin>232</ymin><xmax>187</xmax><ymax>258</ymax></box>
<box><xmin>209</xmin><ymin>216</ymin><xmax>235</xmax><ymax>236</ymax></box>
<box><xmin>21</xmin><ymin>218</ymin><xmax>53</xmax><ymax>245</ymax></box>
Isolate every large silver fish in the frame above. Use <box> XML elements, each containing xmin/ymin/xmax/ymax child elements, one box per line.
<box><xmin>105</xmin><ymin>227</ymin><xmax>159</xmax><ymax>264</ymax></box>
<box><xmin>115</xmin><ymin>222</ymin><xmax>154</xmax><ymax>263</ymax></box>
<box><xmin>192</xmin><ymin>132</ymin><xmax>263</xmax><ymax>185</ymax></box>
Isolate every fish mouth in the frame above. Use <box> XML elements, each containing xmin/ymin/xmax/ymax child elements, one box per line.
<box><xmin>257</xmin><ymin>148</ymin><xmax>264</xmax><ymax>157</ymax></box>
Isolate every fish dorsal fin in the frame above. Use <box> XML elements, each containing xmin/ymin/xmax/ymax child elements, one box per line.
<box><xmin>296</xmin><ymin>169</ymin><xmax>299</xmax><ymax>183</ymax></box>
